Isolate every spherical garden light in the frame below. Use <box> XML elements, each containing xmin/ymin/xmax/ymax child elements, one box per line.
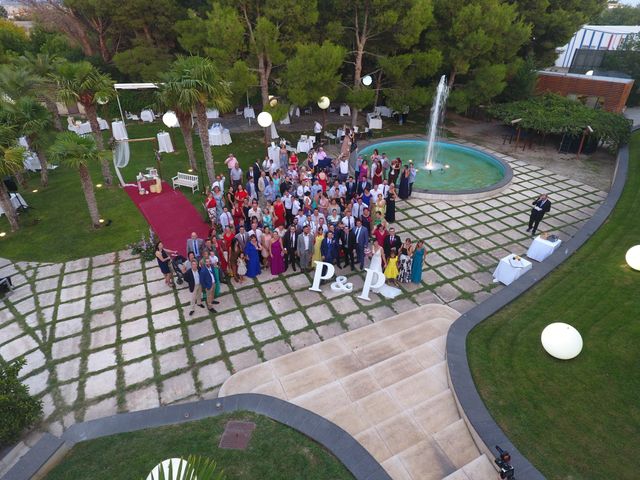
<box><xmin>162</xmin><ymin>111</ymin><xmax>179</xmax><ymax>128</ymax></box>
<box><xmin>541</xmin><ymin>322</ymin><xmax>583</xmax><ymax>360</ymax></box>
<box><xmin>257</xmin><ymin>111</ymin><xmax>273</xmax><ymax>128</ymax></box>
<box><xmin>269</xmin><ymin>95</ymin><xmax>278</xmax><ymax>107</ymax></box>
<box><xmin>362</xmin><ymin>75</ymin><xmax>373</xmax><ymax>86</ymax></box>
<box><xmin>625</xmin><ymin>245</ymin><xmax>640</xmax><ymax>271</ymax></box>
<box><xmin>317</xmin><ymin>96</ymin><xmax>330</xmax><ymax>110</ymax></box>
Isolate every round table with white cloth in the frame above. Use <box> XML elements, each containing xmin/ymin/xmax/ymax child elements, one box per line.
<box><xmin>526</xmin><ymin>235</ymin><xmax>562</xmax><ymax>262</ymax></box>
<box><xmin>206</xmin><ymin>108</ymin><xmax>220</xmax><ymax>119</ymax></box>
<box><xmin>374</xmin><ymin>106</ymin><xmax>393</xmax><ymax>117</ymax></box>
<box><xmin>156</xmin><ymin>132</ymin><xmax>174</xmax><ymax>153</ymax></box>
<box><xmin>243</xmin><ymin>107</ymin><xmax>255</xmax><ymax>119</ymax></box>
<box><xmin>492</xmin><ymin>254</ymin><xmax>532</xmax><ymax>286</ymax></box>
<box><xmin>296</xmin><ymin>138</ymin><xmax>313</xmax><ymax>153</ymax></box>
<box><xmin>208</xmin><ymin>126</ymin><xmax>232</xmax><ymax>146</ymax></box>
<box><xmin>140</xmin><ymin>109</ymin><xmax>155</xmax><ymax>123</ymax></box>
<box><xmin>111</xmin><ymin>121</ymin><xmax>128</xmax><ymax>140</ymax></box>
<box><xmin>339</xmin><ymin>104</ymin><xmax>351</xmax><ymax>116</ymax></box>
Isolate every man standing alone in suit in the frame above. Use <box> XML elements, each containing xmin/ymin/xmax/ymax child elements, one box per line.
<box><xmin>527</xmin><ymin>194</ymin><xmax>551</xmax><ymax>236</ymax></box>
<box><xmin>283</xmin><ymin>225</ymin><xmax>299</xmax><ymax>271</ymax></box>
<box><xmin>297</xmin><ymin>225</ymin><xmax>315</xmax><ymax>272</ymax></box>
<box><xmin>383</xmin><ymin>227</ymin><xmax>402</xmax><ymax>257</ymax></box>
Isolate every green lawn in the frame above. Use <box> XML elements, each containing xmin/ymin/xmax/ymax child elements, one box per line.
<box><xmin>0</xmin><ymin>113</ymin><xmax>427</xmax><ymax>263</ymax></box>
<box><xmin>467</xmin><ymin>131</ymin><xmax>640</xmax><ymax>479</ymax></box>
<box><xmin>45</xmin><ymin>412</ymin><xmax>353</xmax><ymax>480</ymax></box>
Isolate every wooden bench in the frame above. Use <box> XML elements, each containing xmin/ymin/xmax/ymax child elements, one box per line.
<box><xmin>172</xmin><ymin>172</ymin><xmax>199</xmax><ymax>193</ymax></box>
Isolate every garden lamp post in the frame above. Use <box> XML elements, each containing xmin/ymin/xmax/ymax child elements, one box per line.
<box><xmin>317</xmin><ymin>96</ymin><xmax>330</xmax><ymax>129</ymax></box>
<box><xmin>257</xmin><ymin>111</ymin><xmax>273</xmax><ymax>149</ymax></box>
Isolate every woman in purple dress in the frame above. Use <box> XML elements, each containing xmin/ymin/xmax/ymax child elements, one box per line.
<box><xmin>244</xmin><ymin>235</ymin><xmax>262</xmax><ymax>278</ymax></box>
<box><xmin>270</xmin><ymin>231</ymin><xmax>286</xmax><ymax>275</ymax></box>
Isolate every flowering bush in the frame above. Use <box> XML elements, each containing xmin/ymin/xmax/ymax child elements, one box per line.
<box><xmin>128</xmin><ymin>228</ymin><xmax>157</xmax><ymax>262</ymax></box>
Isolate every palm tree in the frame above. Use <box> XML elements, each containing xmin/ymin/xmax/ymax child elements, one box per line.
<box><xmin>156</xmin><ymin>81</ymin><xmax>198</xmax><ymax>172</ymax></box>
<box><xmin>53</xmin><ymin>61</ymin><xmax>114</xmax><ymax>185</ymax></box>
<box><xmin>163</xmin><ymin>56</ymin><xmax>232</xmax><ymax>185</ymax></box>
<box><xmin>0</xmin><ymin>64</ymin><xmax>40</xmax><ymax>101</ymax></box>
<box><xmin>17</xmin><ymin>52</ymin><xmax>64</xmax><ymax>131</ymax></box>
<box><xmin>48</xmin><ymin>132</ymin><xmax>102</xmax><ymax>228</ymax></box>
<box><xmin>1</xmin><ymin>97</ymin><xmax>53</xmax><ymax>186</ymax></box>
<box><xmin>0</xmin><ymin>126</ymin><xmax>25</xmax><ymax>232</ymax></box>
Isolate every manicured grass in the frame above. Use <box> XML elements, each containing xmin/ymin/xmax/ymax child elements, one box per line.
<box><xmin>45</xmin><ymin>412</ymin><xmax>353</xmax><ymax>480</ymax></box>
<box><xmin>467</xmin><ymin>131</ymin><xmax>640</xmax><ymax>479</ymax></box>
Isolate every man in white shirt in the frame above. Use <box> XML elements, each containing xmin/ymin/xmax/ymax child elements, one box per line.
<box><xmin>247</xmin><ymin>200</ymin><xmax>263</xmax><ymax>225</ymax></box>
<box><xmin>230</xmin><ymin>166</ymin><xmax>243</xmax><ymax>189</ymax></box>
<box><xmin>338</xmin><ymin>156</ymin><xmax>349</xmax><ymax>182</ymax></box>
<box><xmin>248</xmin><ymin>221</ymin><xmax>263</xmax><ymax>243</ymax></box>
<box><xmin>283</xmin><ymin>191</ymin><xmax>294</xmax><ymax>224</ymax></box>
<box><xmin>342</xmin><ymin>210</ymin><xmax>356</xmax><ymax>229</ymax></box>
<box><xmin>211</xmin><ymin>174</ymin><xmax>226</xmax><ymax>193</ymax></box>
<box><xmin>219</xmin><ymin>207</ymin><xmax>234</xmax><ymax>231</ymax></box>
<box><xmin>225</xmin><ymin>153</ymin><xmax>239</xmax><ymax>170</ymax></box>
<box><xmin>312</xmin><ymin>216</ymin><xmax>328</xmax><ymax>236</ymax></box>
<box><xmin>352</xmin><ymin>197</ymin><xmax>365</xmax><ymax>219</ymax></box>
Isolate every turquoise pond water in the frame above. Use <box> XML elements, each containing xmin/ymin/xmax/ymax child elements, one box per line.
<box><xmin>358</xmin><ymin>140</ymin><xmax>505</xmax><ymax>192</ymax></box>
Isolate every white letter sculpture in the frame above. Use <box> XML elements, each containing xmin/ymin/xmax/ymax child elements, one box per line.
<box><xmin>358</xmin><ymin>268</ymin><xmax>386</xmax><ymax>301</ymax></box>
<box><xmin>309</xmin><ymin>261</ymin><xmax>335</xmax><ymax>292</ymax></box>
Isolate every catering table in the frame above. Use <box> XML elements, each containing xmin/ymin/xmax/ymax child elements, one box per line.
<box><xmin>156</xmin><ymin>132</ymin><xmax>174</xmax><ymax>153</ymax></box>
<box><xmin>0</xmin><ymin>193</ymin><xmax>27</xmax><ymax>216</ymax></box>
<box><xmin>527</xmin><ymin>235</ymin><xmax>562</xmax><ymax>262</ymax></box>
<box><xmin>243</xmin><ymin>107</ymin><xmax>255</xmax><ymax>119</ymax></box>
<box><xmin>374</xmin><ymin>106</ymin><xmax>393</xmax><ymax>117</ymax></box>
<box><xmin>208</xmin><ymin>126</ymin><xmax>232</xmax><ymax>146</ymax></box>
<box><xmin>296</xmin><ymin>138</ymin><xmax>314</xmax><ymax>153</ymax></box>
<box><xmin>493</xmin><ymin>254</ymin><xmax>533</xmax><ymax>286</ymax></box>
<box><xmin>367</xmin><ymin>113</ymin><xmax>383</xmax><ymax>129</ymax></box>
<box><xmin>111</xmin><ymin>121</ymin><xmax>128</xmax><ymax>141</ymax></box>
<box><xmin>206</xmin><ymin>108</ymin><xmax>220</xmax><ymax>119</ymax></box>
<box><xmin>339</xmin><ymin>104</ymin><xmax>351</xmax><ymax>116</ymax></box>
<box><xmin>140</xmin><ymin>109</ymin><xmax>155</xmax><ymax>123</ymax></box>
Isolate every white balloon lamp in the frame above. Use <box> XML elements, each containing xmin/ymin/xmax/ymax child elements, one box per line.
<box><xmin>541</xmin><ymin>323</ymin><xmax>583</xmax><ymax>360</ymax></box>
<box><xmin>317</xmin><ymin>96</ymin><xmax>330</xmax><ymax>110</ymax></box>
<box><xmin>362</xmin><ymin>75</ymin><xmax>373</xmax><ymax>86</ymax></box>
<box><xmin>625</xmin><ymin>245</ymin><xmax>640</xmax><ymax>271</ymax></box>
<box><xmin>257</xmin><ymin>111</ymin><xmax>273</xmax><ymax>128</ymax></box>
<box><xmin>146</xmin><ymin>458</ymin><xmax>194</xmax><ymax>480</ymax></box>
<box><xmin>268</xmin><ymin>95</ymin><xmax>278</xmax><ymax>107</ymax></box>
<box><xmin>162</xmin><ymin>111</ymin><xmax>179</xmax><ymax>128</ymax></box>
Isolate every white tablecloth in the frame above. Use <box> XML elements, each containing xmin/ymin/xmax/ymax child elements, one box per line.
<box><xmin>493</xmin><ymin>255</ymin><xmax>533</xmax><ymax>286</ymax></box>
<box><xmin>141</xmin><ymin>109</ymin><xmax>155</xmax><ymax>123</ymax></box>
<box><xmin>157</xmin><ymin>132</ymin><xmax>174</xmax><ymax>153</ymax></box>
<box><xmin>296</xmin><ymin>138</ymin><xmax>313</xmax><ymax>153</ymax></box>
<box><xmin>527</xmin><ymin>236</ymin><xmax>562</xmax><ymax>262</ymax></box>
<box><xmin>111</xmin><ymin>121</ymin><xmax>128</xmax><ymax>140</ymax></box>
<box><xmin>268</xmin><ymin>145</ymin><xmax>280</xmax><ymax>164</ymax></box>
<box><xmin>374</xmin><ymin>106</ymin><xmax>393</xmax><ymax>117</ymax></box>
<box><xmin>243</xmin><ymin>107</ymin><xmax>255</xmax><ymax>119</ymax></box>
<box><xmin>367</xmin><ymin>113</ymin><xmax>383</xmax><ymax>129</ymax></box>
<box><xmin>206</xmin><ymin>108</ymin><xmax>220</xmax><ymax>119</ymax></box>
<box><xmin>339</xmin><ymin>104</ymin><xmax>351</xmax><ymax>116</ymax></box>
<box><xmin>208</xmin><ymin>127</ymin><xmax>232</xmax><ymax>146</ymax></box>
<box><xmin>0</xmin><ymin>193</ymin><xmax>27</xmax><ymax>216</ymax></box>
<box><xmin>98</xmin><ymin>118</ymin><xmax>109</xmax><ymax>130</ymax></box>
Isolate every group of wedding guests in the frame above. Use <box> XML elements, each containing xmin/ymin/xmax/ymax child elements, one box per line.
<box><xmin>157</xmin><ymin>137</ymin><xmax>427</xmax><ymax>312</ymax></box>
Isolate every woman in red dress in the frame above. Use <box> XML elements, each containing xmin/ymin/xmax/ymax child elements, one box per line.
<box><xmin>372</xmin><ymin>160</ymin><xmax>383</xmax><ymax>187</ymax></box>
<box><xmin>211</xmin><ymin>236</ymin><xmax>228</xmax><ymax>274</ymax></box>
<box><xmin>234</xmin><ymin>184</ymin><xmax>248</xmax><ymax>204</ymax></box>
<box><xmin>317</xmin><ymin>169</ymin><xmax>328</xmax><ymax>192</ymax></box>
<box><xmin>222</xmin><ymin>225</ymin><xmax>235</xmax><ymax>274</ymax></box>
<box><xmin>289</xmin><ymin>152</ymin><xmax>299</xmax><ymax>168</ymax></box>
<box><xmin>232</xmin><ymin>202</ymin><xmax>245</xmax><ymax>230</ymax></box>
<box><xmin>273</xmin><ymin>196</ymin><xmax>286</xmax><ymax>228</ymax></box>
<box><xmin>373</xmin><ymin>222</ymin><xmax>389</xmax><ymax>247</ymax></box>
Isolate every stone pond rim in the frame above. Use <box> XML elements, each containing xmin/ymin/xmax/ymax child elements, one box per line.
<box><xmin>358</xmin><ymin>139</ymin><xmax>514</xmax><ymax>201</ymax></box>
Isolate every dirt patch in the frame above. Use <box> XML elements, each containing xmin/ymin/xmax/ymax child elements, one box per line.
<box><xmin>446</xmin><ymin>114</ymin><xmax>615</xmax><ymax>192</ymax></box>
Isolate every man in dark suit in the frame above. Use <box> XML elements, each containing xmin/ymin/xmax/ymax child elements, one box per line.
<box><xmin>345</xmin><ymin>176</ymin><xmax>357</xmax><ymax>201</ymax></box>
<box><xmin>252</xmin><ymin>159</ymin><xmax>261</xmax><ymax>193</ymax></box>
<box><xmin>338</xmin><ymin>225</ymin><xmax>356</xmax><ymax>270</ymax></box>
<box><xmin>235</xmin><ymin>226</ymin><xmax>249</xmax><ymax>251</ymax></box>
<box><xmin>357</xmin><ymin>178</ymin><xmax>372</xmax><ymax>195</ymax></box>
<box><xmin>198</xmin><ymin>257</ymin><xmax>218</xmax><ymax>312</ymax></box>
<box><xmin>321</xmin><ymin>231</ymin><xmax>338</xmax><ymax>264</ymax></box>
<box><xmin>383</xmin><ymin>227</ymin><xmax>402</xmax><ymax>257</ymax></box>
<box><xmin>353</xmin><ymin>219</ymin><xmax>369</xmax><ymax>270</ymax></box>
<box><xmin>183</xmin><ymin>260</ymin><xmax>205</xmax><ymax>316</ymax></box>
<box><xmin>527</xmin><ymin>193</ymin><xmax>551</xmax><ymax>236</ymax></box>
<box><xmin>186</xmin><ymin>232</ymin><xmax>204</xmax><ymax>260</ymax></box>
<box><xmin>283</xmin><ymin>225</ymin><xmax>299</xmax><ymax>271</ymax></box>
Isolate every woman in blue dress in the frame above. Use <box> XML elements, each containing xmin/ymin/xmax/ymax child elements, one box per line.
<box><xmin>244</xmin><ymin>235</ymin><xmax>262</xmax><ymax>278</ymax></box>
<box><xmin>410</xmin><ymin>240</ymin><xmax>426</xmax><ymax>284</ymax></box>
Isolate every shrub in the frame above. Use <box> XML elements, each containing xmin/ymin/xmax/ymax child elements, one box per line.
<box><xmin>0</xmin><ymin>358</ymin><xmax>43</xmax><ymax>446</ymax></box>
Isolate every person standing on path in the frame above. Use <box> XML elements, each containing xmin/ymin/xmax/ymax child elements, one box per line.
<box><xmin>184</xmin><ymin>260</ymin><xmax>204</xmax><ymax>316</ymax></box>
<box><xmin>198</xmin><ymin>257</ymin><xmax>218</xmax><ymax>312</ymax></box>
<box><xmin>296</xmin><ymin>225</ymin><xmax>315</xmax><ymax>272</ymax></box>
<box><xmin>527</xmin><ymin>194</ymin><xmax>551</xmax><ymax>236</ymax></box>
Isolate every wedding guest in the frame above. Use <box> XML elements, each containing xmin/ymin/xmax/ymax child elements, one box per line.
<box><xmin>383</xmin><ymin>227</ymin><xmax>402</xmax><ymax>257</ymax></box>
<box><xmin>527</xmin><ymin>194</ymin><xmax>551</xmax><ymax>236</ymax></box>
<box><xmin>270</xmin><ymin>231</ymin><xmax>286</xmax><ymax>275</ymax></box>
<box><xmin>408</xmin><ymin>161</ymin><xmax>418</xmax><ymax>195</ymax></box>
<box><xmin>297</xmin><ymin>225</ymin><xmax>314</xmax><ymax>271</ymax></box>
<box><xmin>245</xmin><ymin>235</ymin><xmax>262</xmax><ymax>278</ymax></box>
<box><xmin>398</xmin><ymin>238</ymin><xmax>413</xmax><ymax>283</ymax></box>
<box><xmin>236</xmin><ymin>252</ymin><xmax>247</xmax><ymax>283</ymax></box>
<box><xmin>386</xmin><ymin>185</ymin><xmax>397</xmax><ymax>223</ymax></box>
<box><xmin>155</xmin><ymin>242</ymin><xmax>177</xmax><ymax>287</ymax></box>
<box><xmin>411</xmin><ymin>240</ymin><xmax>427</xmax><ymax>283</ymax></box>
<box><xmin>384</xmin><ymin>249</ymin><xmax>400</xmax><ymax>286</ymax></box>
<box><xmin>399</xmin><ymin>164</ymin><xmax>411</xmax><ymax>200</ymax></box>
<box><xmin>184</xmin><ymin>260</ymin><xmax>204</xmax><ymax>316</ymax></box>
<box><xmin>283</xmin><ymin>225</ymin><xmax>299</xmax><ymax>271</ymax></box>
<box><xmin>353</xmin><ymin>219</ymin><xmax>369</xmax><ymax>270</ymax></box>
<box><xmin>199</xmin><ymin>257</ymin><xmax>218</xmax><ymax>312</ymax></box>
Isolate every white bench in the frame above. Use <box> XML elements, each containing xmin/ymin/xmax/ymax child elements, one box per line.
<box><xmin>172</xmin><ymin>172</ymin><xmax>199</xmax><ymax>193</ymax></box>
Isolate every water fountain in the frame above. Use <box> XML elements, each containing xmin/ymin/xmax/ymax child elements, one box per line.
<box><xmin>424</xmin><ymin>75</ymin><xmax>450</xmax><ymax>173</ymax></box>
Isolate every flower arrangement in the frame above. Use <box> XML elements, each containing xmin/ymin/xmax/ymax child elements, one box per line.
<box><xmin>128</xmin><ymin>228</ymin><xmax>157</xmax><ymax>261</ymax></box>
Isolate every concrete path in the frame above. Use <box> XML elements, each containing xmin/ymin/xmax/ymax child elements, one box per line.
<box><xmin>221</xmin><ymin>304</ymin><xmax>496</xmax><ymax>480</ymax></box>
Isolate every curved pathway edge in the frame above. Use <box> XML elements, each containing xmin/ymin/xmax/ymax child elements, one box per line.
<box><xmin>4</xmin><ymin>393</ymin><xmax>389</xmax><ymax>480</ymax></box>
<box><xmin>445</xmin><ymin>132</ymin><xmax>634</xmax><ymax>480</ymax></box>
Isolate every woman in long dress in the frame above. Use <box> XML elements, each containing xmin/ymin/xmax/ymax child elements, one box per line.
<box><xmin>261</xmin><ymin>227</ymin><xmax>273</xmax><ymax>268</ymax></box>
<box><xmin>369</xmin><ymin>239</ymin><xmax>386</xmax><ymax>274</ymax></box>
<box><xmin>270</xmin><ymin>231</ymin><xmax>286</xmax><ymax>275</ymax></box>
<box><xmin>155</xmin><ymin>242</ymin><xmax>177</xmax><ymax>286</ymax></box>
<box><xmin>312</xmin><ymin>231</ymin><xmax>324</xmax><ymax>263</ymax></box>
<box><xmin>389</xmin><ymin>157</ymin><xmax>401</xmax><ymax>185</ymax></box>
<box><xmin>410</xmin><ymin>240</ymin><xmax>426</xmax><ymax>283</ymax></box>
<box><xmin>398</xmin><ymin>238</ymin><xmax>413</xmax><ymax>283</ymax></box>
<box><xmin>399</xmin><ymin>165</ymin><xmax>410</xmax><ymax>200</ymax></box>
<box><xmin>229</xmin><ymin>237</ymin><xmax>241</xmax><ymax>280</ymax></box>
<box><xmin>244</xmin><ymin>235</ymin><xmax>262</xmax><ymax>278</ymax></box>
<box><xmin>385</xmin><ymin>187</ymin><xmax>396</xmax><ymax>223</ymax></box>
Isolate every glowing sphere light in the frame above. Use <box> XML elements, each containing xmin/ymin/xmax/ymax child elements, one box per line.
<box><xmin>541</xmin><ymin>323</ymin><xmax>583</xmax><ymax>360</ymax></box>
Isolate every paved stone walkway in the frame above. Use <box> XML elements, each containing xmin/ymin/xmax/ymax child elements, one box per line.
<box><xmin>0</xmin><ymin>144</ymin><xmax>606</xmax><ymax>459</ymax></box>
<box><xmin>221</xmin><ymin>304</ymin><xmax>497</xmax><ymax>480</ymax></box>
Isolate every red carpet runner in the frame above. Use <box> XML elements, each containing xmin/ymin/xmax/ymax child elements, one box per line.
<box><xmin>125</xmin><ymin>181</ymin><xmax>209</xmax><ymax>257</ymax></box>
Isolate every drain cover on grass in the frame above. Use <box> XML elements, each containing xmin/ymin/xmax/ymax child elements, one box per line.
<box><xmin>219</xmin><ymin>421</ymin><xmax>256</xmax><ymax>450</ymax></box>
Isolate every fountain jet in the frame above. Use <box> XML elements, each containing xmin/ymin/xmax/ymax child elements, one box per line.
<box><xmin>424</xmin><ymin>75</ymin><xmax>450</xmax><ymax>172</ymax></box>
